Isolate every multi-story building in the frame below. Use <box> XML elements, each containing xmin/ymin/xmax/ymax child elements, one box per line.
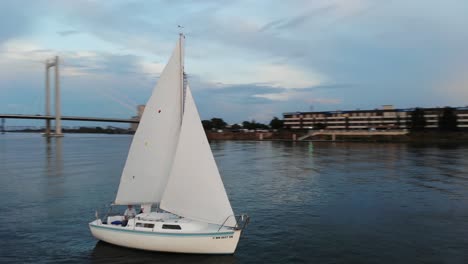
<box><xmin>130</xmin><ymin>105</ymin><xmax>146</xmax><ymax>131</ymax></box>
<box><xmin>283</xmin><ymin>105</ymin><xmax>468</xmax><ymax>130</ymax></box>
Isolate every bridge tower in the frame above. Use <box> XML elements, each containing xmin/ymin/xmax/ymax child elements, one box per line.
<box><xmin>45</xmin><ymin>56</ymin><xmax>63</xmax><ymax>137</ymax></box>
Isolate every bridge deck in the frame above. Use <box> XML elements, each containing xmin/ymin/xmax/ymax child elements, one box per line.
<box><xmin>0</xmin><ymin>114</ymin><xmax>139</xmax><ymax>123</ymax></box>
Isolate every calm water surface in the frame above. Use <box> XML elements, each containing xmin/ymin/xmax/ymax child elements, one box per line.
<box><xmin>1</xmin><ymin>133</ymin><xmax>468</xmax><ymax>263</ymax></box>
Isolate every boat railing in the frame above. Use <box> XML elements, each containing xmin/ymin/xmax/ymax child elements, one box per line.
<box><xmin>103</xmin><ymin>204</ymin><xmax>114</xmax><ymax>222</ymax></box>
<box><xmin>100</xmin><ymin>203</ymin><xmax>123</xmax><ymax>223</ymax></box>
<box><xmin>218</xmin><ymin>214</ymin><xmax>250</xmax><ymax>232</ymax></box>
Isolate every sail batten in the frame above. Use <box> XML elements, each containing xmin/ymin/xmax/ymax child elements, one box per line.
<box><xmin>160</xmin><ymin>86</ymin><xmax>236</xmax><ymax>227</ymax></box>
<box><xmin>114</xmin><ymin>39</ymin><xmax>184</xmax><ymax>205</ymax></box>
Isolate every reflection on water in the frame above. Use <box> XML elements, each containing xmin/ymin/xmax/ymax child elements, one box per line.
<box><xmin>45</xmin><ymin>137</ymin><xmax>63</xmax><ymax>177</ymax></box>
<box><xmin>90</xmin><ymin>241</ymin><xmax>237</xmax><ymax>264</ymax></box>
<box><xmin>1</xmin><ymin>134</ymin><xmax>468</xmax><ymax>263</ymax></box>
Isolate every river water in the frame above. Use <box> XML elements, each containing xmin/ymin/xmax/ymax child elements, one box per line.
<box><xmin>1</xmin><ymin>133</ymin><xmax>468</xmax><ymax>263</ymax></box>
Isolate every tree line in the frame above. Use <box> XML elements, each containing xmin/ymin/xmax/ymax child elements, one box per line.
<box><xmin>202</xmin><ymin>117</ymin><xmax>284</xmax><ymax>131</ymax></box>
<box><xmin>411</xmin><ymin>107</ymin><xmax>458</xmax><ymax>131</ymax></box>
<box><xmin>201</xmin><ymin>106</ymin><xmax>459</xmax><ymax>132</ymax></box>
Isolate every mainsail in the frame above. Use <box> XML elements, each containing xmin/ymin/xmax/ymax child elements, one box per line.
<box><xmin>115</xmin><ymin>38</ymin><xmax>184</xmax><ymax>205</ymax></box>
<box><xmin>160</xmin><ymin>86</ymin><xmax>236</xmax><ymax>227</ymax></box>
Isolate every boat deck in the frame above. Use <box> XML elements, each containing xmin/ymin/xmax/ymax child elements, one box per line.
<box><xmin>95</xmin><ymin>211</ymin><xmax>235</xmax><ymax>234</ymax></box>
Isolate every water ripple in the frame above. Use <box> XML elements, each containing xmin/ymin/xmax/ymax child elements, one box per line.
<box><xmin>1</xmin><ymin>135</ymin><xmax>468</xmax><ymax>263</ymax></box>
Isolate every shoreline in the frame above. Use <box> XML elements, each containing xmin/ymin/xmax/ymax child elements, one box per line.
<box><xmin>4</xmin><ymin>130</ymin><xmax>468</xmax><ymax>143</ymax></box>
<box><xmin>206</xmin><ymin>131</ymin><xmax>468</xmax><ymax>143</ymax></box>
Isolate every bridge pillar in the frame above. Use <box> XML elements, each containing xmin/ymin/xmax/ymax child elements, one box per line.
<box><xmin>44</xmin><ymin>56</ymin><xmax>63</xmax><ymax>137</ymax></box>
<box><xmin>54</xmin><ymin>56</ymin><xmax>62</xmax><ymax>136</ymax></box>
<box><xmin>332</xmin><ymin>133</ymin><xmax>336</xmax><ymax>141</ymax></box>
<box><xmin>1</xmin><ymin>118</ymin><xmax>4</xmax><ymax>134</ymax></box>
<box><xmin>45</xmin><ymin>61</ymin><xmax>51</xmax><ymax>136</ymax></box>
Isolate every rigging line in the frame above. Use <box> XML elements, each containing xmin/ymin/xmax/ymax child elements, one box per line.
<box><xmin>102</xmin><ymin>86</ymin><xmax>138</xmax><ymax>107</ymax></box>
<box><xmin>95</xmin><ymin>88</ymin><xmax>136</xmax><ymax>113</ymax></box>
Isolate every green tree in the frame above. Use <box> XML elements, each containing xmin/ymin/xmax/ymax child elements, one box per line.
<box><xmin>242</xmin><ymin>121</ymin><xmax>254</xmax><ymax>130</ymax></box>
<box><xmin>269</xmin><ymin>117</ymin><xmax>283</xmax><ymax>129</ymax></box>
<box><xmin>211</xmin><ymin>118</ymin><xmax>227</xmax><ymax>129</ymax></box>
<box><xmin>256</xmin><ymin>123</ymin><xmax>269</xmax><ymax>130</ymax></box>
<box><xmin>241</xmin><ymin>120</ymin><xmax>269</xmax><ymax>130</ymax></box>
<box><xmin>202</xmin><ymin>120</ymin><xmax>213</xmax><ymax>130</ymax></box>
<box><xmin>231</xmin><ymin>124</ymin><xmax>242</xmax><ymax>130</ymax></box>
<box><xmin>410</xmin><ymin>108</ymin><xmax>426</xmax><ymax>131</ymax></box>
<box><xmin>438</xmin><ymin>107</ymin><xmax>458</xmax><ymax>131</ymax></box>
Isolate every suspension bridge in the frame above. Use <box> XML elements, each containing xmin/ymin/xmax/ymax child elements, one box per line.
<box><xmin>1</xmin><ymin>56</ymin><xmax>141</xmax><ymax>136</ymax></box>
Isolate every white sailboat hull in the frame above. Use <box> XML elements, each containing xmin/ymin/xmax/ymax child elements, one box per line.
<box><xmin>89</xmin><ymin>220</ymin><xmax>241</xmax><ymax>254</ymax></box>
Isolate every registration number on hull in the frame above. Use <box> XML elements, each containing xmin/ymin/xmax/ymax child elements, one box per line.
<box><xmin>212</xmin><ymin>235</ymin><xmax>234</xmax><ymax>239</ymax></box>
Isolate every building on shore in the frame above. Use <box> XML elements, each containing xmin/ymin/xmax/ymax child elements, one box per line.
<box><xmin>283</xmin><ymin>105</ymin><xmax>468</xmax><ymax>130</ymax></box>
<box><xmin>130</xmin><ymin>105</ymin><xmax>146</xmax><ymax>131</ymax></box>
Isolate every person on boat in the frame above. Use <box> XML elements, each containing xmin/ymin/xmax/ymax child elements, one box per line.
<box><xmin>122</xmin><ymin>205</ymin><xmax>136</xmax><ymax>226</ymax></box>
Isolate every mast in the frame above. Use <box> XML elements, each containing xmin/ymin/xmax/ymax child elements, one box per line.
<box><xmin>179</xmin><ymin>33</ymin><xmax>185</xmax><ymax>117</ymax></box>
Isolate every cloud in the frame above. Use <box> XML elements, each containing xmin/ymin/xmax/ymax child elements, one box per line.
<box><xmin>57</xmin><ymin>30</ymin><xmax>81</xmax><ymax>36</ymax></box>
<box><xmin>190</xmin><ymin>79</ymin><xmax>347</xmax><ymax>122</ymax></box>
<box><xmin>253</xmin><ymin>92</ymin><xmax>291</xmax><ymax>101</ymax></box>
<box><xmin>0</xmin><ymin>39</ymin><xmax>158</xmax><ymax>79</ymax></box>
<box><xmin>255</xmin><ymin>63</ymin><xmax>324</xmax><ymax>88</ymax></box>
<box><xmin>206</xmin><ymin>62</ymin><xmax>325</xmax><ymax>89</ymax></box>
<box><xmin>259</xmin><ymin>4</ymin><xmax>336</xmax><ymax>32</ymax></box>
<box><xmin>253</xmin><ymin>90</ymin><xmax>342</xmax><ymax>105</ymax></box>
<box><xmin>0</xmin><ymin>1</ymin><xmax>44</xmax><ymax>44</ymax></box>
<box><xmin>2</xmin><ymin>0</ymin><xmax>468</xmax><ymax>123</ymax></box>
<box><xmin>0</xmin><ymin>38</ymin><xmax>161</xmax><ymax>119</ymax></box>
<box><xmin>435</xmin><ymin>64</ymin><xmax>468</xmax><ymax>107</ymax></box>
<box><xmin>305</xmin><ymin>97</ymin><xmax>342</xmax><ymax>104</ymax></box>
<box><xmin>140</xmin><ymin>61</ymin><xmax>165</xmax><ymax>77</ymax></box>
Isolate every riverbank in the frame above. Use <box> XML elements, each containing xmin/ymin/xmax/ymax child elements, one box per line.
<box><xmin>4</xmin><ymin>130</ymin><xmax>468</xmax><ymax>143</ymax></box>
<box><xmin>206</xmin><ymin>131</ymin><xmax>468</xmax><ymax>143</ymax></box>
<box><xmin>206</xmin><ymin>131</ymin><xmax>295</xmax><ymax>141</ymax></box>
<box><xmin>400</xmin><ymin>131</ymin><xmax>468</xmax><ymax>143</ymax></box>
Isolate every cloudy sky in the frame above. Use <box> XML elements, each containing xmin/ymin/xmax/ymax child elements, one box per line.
<box><xmin>1</xmin><ymin>0</ymin><xmax>467</xmax><ymax>126</ymax></box>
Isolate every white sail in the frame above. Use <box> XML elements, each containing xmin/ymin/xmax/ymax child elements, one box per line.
<box><xmin>160</xmin><ymin>86</ymin><xmax>236</xmax><ymax>227</ymax></box>
<box><xmin>115</xmin><ymin>37</ymin><xmax>184</xmax><ymax>205</ymax></box>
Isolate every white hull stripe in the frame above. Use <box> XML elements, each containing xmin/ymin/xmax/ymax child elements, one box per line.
<box><xmin>90</xmin><ymin>224</ymin><xmax>234</xmax><ymax>237</ymax></box>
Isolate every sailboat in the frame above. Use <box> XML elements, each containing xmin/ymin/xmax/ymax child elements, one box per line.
<box><xmin>89</xmin><ymin>34</ymin><xmax>249</xmax><ymax>254</ymax></box>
